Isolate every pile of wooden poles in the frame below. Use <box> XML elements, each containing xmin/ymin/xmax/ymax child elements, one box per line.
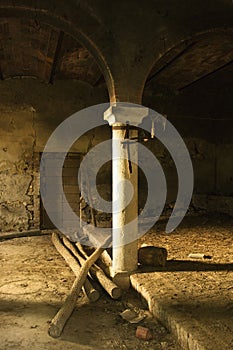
<box><xmin>48</xmin><ymin>232</ymin><xmax>121</xmax><ymax>338</ymax></box>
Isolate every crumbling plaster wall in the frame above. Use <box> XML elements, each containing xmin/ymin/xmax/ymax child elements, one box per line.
<box><xmin>0</xmin><ymin>78</ymin><xmax>109</xmax><ymax>232</ymax></box>
<box><xmin>0</xmin><ymin>77</ymin><xmax>232</xmax><ymax>232</ymax></box>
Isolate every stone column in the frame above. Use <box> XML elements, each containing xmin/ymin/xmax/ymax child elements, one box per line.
<box><xmin>104</xmin><ymin>104</ymin><xmax>148</xmax><ymax>288</ymax></box>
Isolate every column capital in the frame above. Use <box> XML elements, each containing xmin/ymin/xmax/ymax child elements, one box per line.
<box><xmin>104</xmin><ymin>103</ymin><xmax>149</xmax><ymax>126</ymax></box>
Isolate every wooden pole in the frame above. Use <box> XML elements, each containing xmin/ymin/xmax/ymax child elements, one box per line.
<box><xmin>81</xmin><ymin>134</ymin><xmax>97</xmax><ymax>227</ymax></box>
<box><xmin>96</xmin><ymin>250</ymin><xmax>112</xmax><ymax>277</ymax></box>
<box><xmin>51</xmin><ymin>232</ymin><xmax>99</xmax><ymax>302</ymax></box>
<box><xmin>62</xmin><ymin>236</ymin><xmax>120</xmax><ymax>299</ymax></box>
<box><xmin>48</xmin><ymin>234</ymin><xmax>111</xmax><ymax>338</ymax></box>
<box><xmin>76</xmin><ymin>241</ymin><xmax>122</xmax><ymax>300</ymax></box>
<box><xmin>0</xmin><ymin>230</ymin><xmax>50</xmax><ymax>241</ymax></box>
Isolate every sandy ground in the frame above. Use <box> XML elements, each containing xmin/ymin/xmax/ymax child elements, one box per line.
<box><xmin>0</xmin><ymin>234</ymin><xmax>179</xmax><ymax>350</ymax></box>
<box><xmin>137</xmin><ymin>213</ymin><xmax>233</xmax><ymax>349</ymax></box>
<box><xmin>0</xmin><ymin>213</ymin><xmax>232</xmax><ymax>350</ymax></box>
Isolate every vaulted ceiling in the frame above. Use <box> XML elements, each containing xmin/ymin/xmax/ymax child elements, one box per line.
<box><xmin>146</xmin><ymin>29</ymin><xmax>233</xmax><ymax>91</ymax></box>
<box><xmin>0</xmin><ymin>18</ymin><xmax>102</xmax><ymax>85</ymax></box>
<box><xmin>0</xmin><ymin>15</ymin><xmax>232</xmax><ymax>95</ymax></box>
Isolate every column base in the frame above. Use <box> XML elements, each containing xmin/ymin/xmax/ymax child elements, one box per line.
<box><xmin>111</xmin><ymin>270</ymin><xmax>135</xmax><ymax>290</ymax></box>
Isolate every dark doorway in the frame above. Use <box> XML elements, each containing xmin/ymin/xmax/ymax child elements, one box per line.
<box><xmin>40</xmin><ymin>152</ymin><xmax>83</xmax><ymax>230</ymax></box>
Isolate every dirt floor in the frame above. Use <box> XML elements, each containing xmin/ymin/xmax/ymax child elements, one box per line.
<box><xmin>0</xmin><ymin>213</ymin><xmax>232</xmax><ymax>350</ymax></box>
<box><xmin>137</xmin><ymin>212</ymin><xmax>233</xmax><ymax>349</ymax></box>
<box><xmin>0</xmin><ymin>234</ymin><xmax>179</xmax><ymax>350</ymax></box>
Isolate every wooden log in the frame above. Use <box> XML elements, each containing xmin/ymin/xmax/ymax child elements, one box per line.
<box><xmin>48</xmin><ymin>234</ymin><xmax>111</xmax><ymax>338</ymax></box>
<box><xmin>100</xmin><ymin>250</ymin><xmax>112</xmax><ymax>268</ymax></box>
<box><xmin>80</xmin><ymin>137</ymin><xmax>97</xmax><ymax>227</ymax></box>
<box><xmin>0</xmin><ymin>229</ymin><xmax>50</xmax><ymax>241</ymax></box>
<box><xmin>76</xmin><ymin>242</ymin><xmax>122</xmax><ymax>300</ymax></box>
<box><xmin>63</xmin><ymin>237</ymin><xmax>120</xmax><ymax>299</ymax></box>
<box><xmin>97</xmin><ymin>250</ymin><xmax>112</xmax><ymax>276</ymax></box>
<box><xmin>62</xmin><ymin>236</ymin><xmax>92</xmax><ymax>277</ymax></box>
<box><xmin>51</xmin><ymin>233</ymin><xmax>99</xmax><ymax>302</ymax></box>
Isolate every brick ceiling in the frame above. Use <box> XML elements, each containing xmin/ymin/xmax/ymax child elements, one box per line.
<box><xmin>0</xmin><ymin>18</ymin><xmax>232</xmax><ymax>92</ymax></box>
<box><xmin>146</xmin><ymin>30</ymin><xmax>233</xmax><ymax>91</ymax></box>
<box><xmin>0</xmin><ymin>18</ymin><xmax>102</xmax><ymax>85</ymax></box>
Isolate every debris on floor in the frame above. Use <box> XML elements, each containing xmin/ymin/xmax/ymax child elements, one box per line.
<box><xmin>188</xmin><ymin>253</ymin><xmax>212</xmax><ymax>259</ymax></box>
<box><xmin>0</xmin><ymin>235</ymin><xmax>180</xmax><ymax>350</ymax></box>
<box><xmin>139</xmin><ymin>245</ymin><xmax>167</xmax><ymax>267</ymax></box>
<box><xmin>135</xmin><ymin>325</ymin><xmax>153</xmax><ymax>340</ymax></box>
<box><xmin>120</xmin><ymin>308</ymin><xmax>151</xmax><ymax>324</ymax></box>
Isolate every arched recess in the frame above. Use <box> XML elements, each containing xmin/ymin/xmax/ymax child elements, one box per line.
<box><xmin>142</xmin><ymin>27</ymin><xmax>233</xmax><ymax>110</ymax></box>
<box><xmin>140</xmin><ymin>27</ymin><xmax>233</xmax><ymax>214</ymax></box>
<box><xmin>0</xmin><ymin>2</ymin><xmax>116</xmax><ymax>100</ymax></box>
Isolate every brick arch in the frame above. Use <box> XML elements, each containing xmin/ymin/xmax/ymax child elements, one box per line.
<box><xmin>142</xmin><ymin>27</ymin><xmax>233</xmax><ymax>102</ymax></box>
<box><xmin>0</xmin><ymin>1</ymin><xmax>116</xmax><ymax>100</ymax></box>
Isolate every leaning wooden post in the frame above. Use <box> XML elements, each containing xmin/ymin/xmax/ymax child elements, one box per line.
<box><xmin>51</xmin><ymin>232</ymin><xmax>99</xmax><ymax>302</ymax></box>
<box><xmin>48</xmin><ymin>235</ymin><xmax>111</xmax><ymax>338</ymax></box>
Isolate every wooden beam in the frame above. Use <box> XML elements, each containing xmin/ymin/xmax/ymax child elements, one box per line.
<box><xmin>0</xmin><ymin>62</ymin><xmax>4</xmax><ymax>80</ymax></box>
<box><xmin>49</xmin><ymin>30</ymin><xmax>64</xmax><ymax>84</ymax></box>
<box><xmin>179</xmin><ymin>59</ymin><xmax>233</xmax><ymax>91</ymax></box>
<box><xmin>146</xmin><ymin>41</ymin><xmax>195</xmax><ymax>84</ymax></box>
<box><xmin>93</xmin><ymin>74</ymin><xmax>105</xmax><ymax>87</ymax></box>
<box><xmin>0</xmin><ymin>230</ymin><xmax>49</xmax><ymax>241</ymax></box>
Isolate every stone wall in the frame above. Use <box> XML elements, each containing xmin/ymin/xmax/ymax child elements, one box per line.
<box><xmin>0</xmin><ymin>78</ymin><xmax>232</xmax><ymax>232</ymax></box>
<box><xmin>0</xmin><ymin>78</ymin><xmax>108</xmax><ymax>232</ymax></box>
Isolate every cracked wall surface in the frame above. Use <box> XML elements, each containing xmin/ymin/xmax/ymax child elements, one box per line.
<box><xmin>0</xmin><ymin>78</ymin><xmax>232</xmax><ymax>232</ymax></box>
<box><xmin>0</xmin><ymin>79</ymin><xmax>108</xmax><ymax>232</ymax></box>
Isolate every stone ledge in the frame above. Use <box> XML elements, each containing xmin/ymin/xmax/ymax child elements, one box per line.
<box><xmin>130</xmin><ymin>273</ymin><xmax>226</xmax><ymax>350</ymax></box>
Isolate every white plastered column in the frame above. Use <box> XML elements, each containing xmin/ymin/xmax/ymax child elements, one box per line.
<box><xmin>104</xmin><ymin>104</ymin><xmax>149</xmax><ymax>288</ymax></box>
